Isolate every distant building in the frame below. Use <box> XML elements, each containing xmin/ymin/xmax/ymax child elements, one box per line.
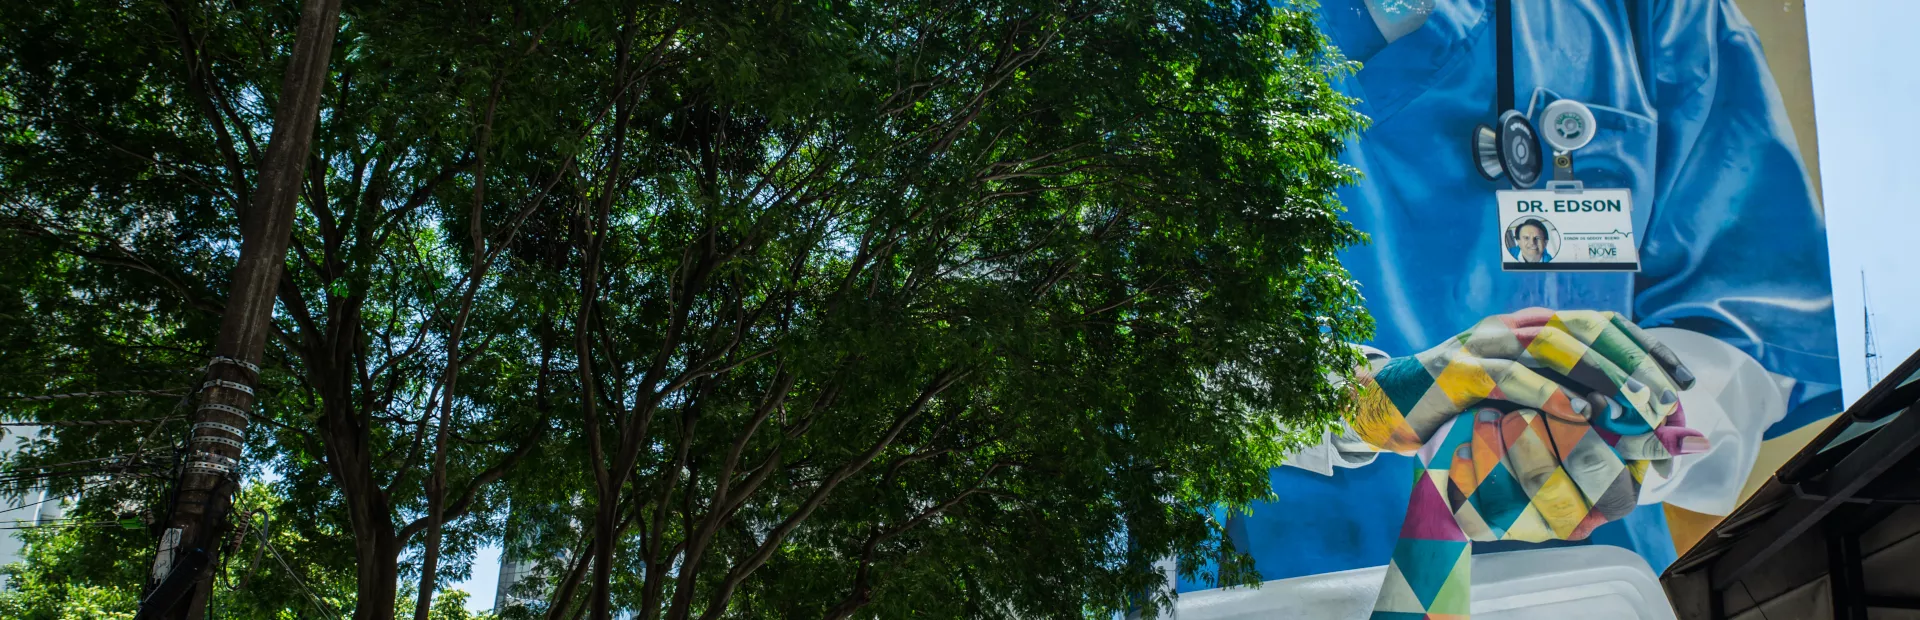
<box><xmin>0</xmin><ymin>427</ymin><xmax>68</xmax><ymax>589</ymax></box>
<box><xmin>493</xmin><ymin>550</ymin><xmax>536</xmax><ymax>615</ymax></box>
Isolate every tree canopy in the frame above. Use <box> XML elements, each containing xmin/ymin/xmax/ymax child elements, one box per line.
<box><xmin>0</xmin><ymin>0</ymin><xmax>1370</xmax><ymax>618</ymax></box>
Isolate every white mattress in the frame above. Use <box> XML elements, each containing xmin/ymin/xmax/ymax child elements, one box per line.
<box><xmin>1173</xmin><ymin>545</ymin><xmax>1678</xmax><ymax>620</ymax></box>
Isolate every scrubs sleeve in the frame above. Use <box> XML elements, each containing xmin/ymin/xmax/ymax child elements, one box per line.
<box><xmin>1631</xmin><ymin>0</ymin><xmax>1840</xmax><ymax>428</ymax></box>
<box><xmin>1279</xmin><ymin>344</ymin><xmax>1396</xmax><ymax>475</ymax></box>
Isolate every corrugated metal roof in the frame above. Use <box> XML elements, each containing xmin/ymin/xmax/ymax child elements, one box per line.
<box><xmin>1664</xmin><ymin>347</ymin><xmax>1920</xmax><ymax>582</ymax></box>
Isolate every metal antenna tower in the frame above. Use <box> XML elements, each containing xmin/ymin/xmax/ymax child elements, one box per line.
<box><xmin>1863</xmin><ymin>270</ymin><xmax>1882</xmax><ymax>386</ymax></box>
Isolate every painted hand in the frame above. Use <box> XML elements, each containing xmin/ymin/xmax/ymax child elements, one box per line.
<box><xmin>1364</xmin><ymin>410</ymin><xmax>1709</xmax><ymax>620</ymax></box>
<box><xmin>1348</xmin><ymin>307</ymin><xmax>1702</xmax><ymax>455</ymax></box>
<box><xmin>1435</xmin><ymin>404</ymin><xmax>1703</xmax><ymax>544</ymax></box>
<box><xmin>1356</xmin><ymin>308</ymin><xmax>1708</xmax><ymax>619</ymax></box>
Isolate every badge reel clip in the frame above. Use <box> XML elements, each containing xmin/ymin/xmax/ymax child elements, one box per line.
<box><xmin>1473</xmin><ymin>99</ymin><xmax>1597</xmax><ymax>194</ymax></box>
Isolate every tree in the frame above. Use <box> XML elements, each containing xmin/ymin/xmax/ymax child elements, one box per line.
<box><xmin>0</xmin><ymin>0</ymin><xmax>1370</xmax><ymax>618</ymax></box>
<box><xmin>530</xmin><ymin>1</ymin><xmax>1372</xmax><ymax>617</ymax></box>
<box><xmin>141</xmin><ymin>0</ymin><xmax>341</xmax><ymax>614</ymax></box>
<box><xmin>3</xmin><ymin>0</ymin><xmax>586</xmax><ymax>617</ymax></box>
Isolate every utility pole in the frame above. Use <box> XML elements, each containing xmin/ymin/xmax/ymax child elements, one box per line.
<box><xmin>137</xmin><ymin>0</ymin><xmax>343</xmax><ymax>617</ymax></box>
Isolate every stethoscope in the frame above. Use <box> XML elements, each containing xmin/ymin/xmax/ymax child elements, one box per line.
<box><xmin>1469</xmin><ymin>0</ymin><xmax>1599</xmax><ymax>191</ymax></box>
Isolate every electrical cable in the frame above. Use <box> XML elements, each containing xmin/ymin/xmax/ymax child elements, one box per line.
<box><xmin>0</xmin><ymin>519</ymin><xmax>137</xmax><ymax>530</ymax></box>
<box><xmin>0</xmin><ymin>475</ymin><xmax>160</xmax><ymax>537</ymax></box>
<box><xmin>0</xmin><ymin>522</ymin><xmax>116</xmax><ymax>530</ymax></box>
<box><xmin>3</xmin><ymin>389</ymin><xmax>186</xmax><ymax>402</ymax></box>
<box><xmin>252</xmin><ymin>525</ymin><xmax>342</xmax><ymax>620</ymax></box>
<box><xmin>9</xmin><ymin>452</ymin><xmax>169</xmax><ymax>470</ymax></box>
<box><xmin>10</xmin><ymin>367</ymin><xmax>262</xmax><ymax>619</ymax></box>
<box><xmin>0</xmin><ymin>466</ymin><xmax>165</xmax><ymax>486</ymax></box>
<box><xmin>235</xmin><ymin>511</ymin><xmax>269</xmax><ymax>591</ymax></box>
<box><xmin>0</xmin><ymin>514</ymin><xmax>142</xmax><ymax>533</ymax></box>
<box><xmin>2</xmin><ymin>382</ymin><xmax>187</xmax><ymax>489</ymax></box>
<box><xmin>0</xmin><ymin>418</ymin><xmax>170</xmax><ymax>426</ymax></box>
<box><xmin>219</xmin><ymin>510</ymin><xmax>262</xmax><ymax>591</ymax></box>
<box><xmin>0</xmin><ymin>479</ymin><xmax>106</xmax><ymax>518</ymax></box>
<box><xmin>137</xmin><ymin>381</ymin><xmax>198</xmax><ymax>537</ymax></box>
<box><xmin>0</xmin><ymin>450</ymin><xmax>172</xmax><ymax>475</ymax></box>
<box><xmin>0</xmin><ymin>368</ymin><xmax>198</xmax><ymax>378</ymax></box>
<box><xmin>0</xmin><ymin>454</ymin><xmax>169</xmax><ymax>472</ymax></box>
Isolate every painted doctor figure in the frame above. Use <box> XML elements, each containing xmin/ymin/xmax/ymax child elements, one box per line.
<box><xmin>1508</xmin><ymin>218</ymin><xmax>1552</xmax><ymax>263</ymax></box>
<box><xmin>1192</xmin><ymin>0</ymin><xmax>1843</xmax><ymax>609</ymax></box>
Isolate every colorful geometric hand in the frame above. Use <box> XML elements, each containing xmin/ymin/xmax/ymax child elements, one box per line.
<box><xmin>1349</xmin><ymin>308</ymin><xmax>1709</xmax><ymax>620</ymax></box>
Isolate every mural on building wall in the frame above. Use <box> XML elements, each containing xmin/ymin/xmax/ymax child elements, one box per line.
<box><xmin>1181</xmin><ymin>0</ymin><xmax>1840</xmax><ymax>616</ymax></box>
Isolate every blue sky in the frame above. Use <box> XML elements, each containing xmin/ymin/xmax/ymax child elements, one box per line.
<box><xmin>457</xmin><ymin>545</ymin><xmax>502</xmax><ymax>612</ymax></box>
<box><xmin>1808</xmin><ymin>0</ymin><xmax>1920</xmax><ymax>402</ymax></box>
<box><xmin>444</xmin><ymin>3</ymin><xmax>1920</xmax><ymax>612</ymax></box>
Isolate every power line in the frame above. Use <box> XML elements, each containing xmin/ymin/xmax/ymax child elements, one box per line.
<box><xmin>4</xmin><ymin>389</ymin><xmax>186</xmax><ymax>402</ymax></box>
<box><xmin>0</xmin><ymin>385</ymin><xmax>200</xmax><ymax>483</ymax></box>
<box><xmin>251</xmin><ymin>524</ymin><xmax>343</xmax><ymax>620</ymax></box>
<box><xmin>3</xmin><ymin>450</ymin><xmax>173</xmax><ymax>472</ymax></box>
<box><xmin>0</xmin><ymin>452</ymin><xmax>173</xmax><ymax>486</ymax></box>
<box><xmin>0</xmin><ymin>473</ymin><xmax>150</xmax><ymax>525</ymax></box>
<box><xmin>0</xmin><ymin>418</ymin><xmax>173</xmax><ymax>427</ymax></box>
<box><xmin>0</xmin><ymin>369</ymin><xmax>199</xmax><ymax>379</ymax></box>
<box><xmin>0</xmin><ymin>520</ymin><xmax>137</xmax><ymax>530</ymax></box>
<box><xmin>0</xmin><ymin>478</ymin><xmax>112</xmax><ymax>517</ymax></box>
<box><xmin>0</xmin><ymin>464</ymin><xmax>163</xmax><ymax>481</ymax></box>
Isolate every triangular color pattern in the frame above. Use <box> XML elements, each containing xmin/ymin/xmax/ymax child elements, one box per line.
<box><xmin>1372</xmin><ymin>561</ymin><xmax>1428</xmax><ymax>614</ymax></box>
<box><xmin>1426</xmin><ymin>544</ymin><xmax>1473</xmax><ymax>615</ymax></box>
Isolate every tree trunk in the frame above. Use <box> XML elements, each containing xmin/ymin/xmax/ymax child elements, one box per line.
<box><xmin>579</xmin><ymin>11</ymin><xmax>642</xmax><ymax>618</ymax></box>
<box><xmin>355</xmin><ymin>533</ymin><xmax>405</xmax><ymax>620</ymax></box>
<box><xmin>414</xmin><ymin>65</ymin><xmax>505</xmax><ymax>620</ymax></box>
<box><xmin>137</xmin><ymin>0</ymin><xmax>343</xmax><ymax>618</ymax></box>
<box><xmin>411</xmin><ymin>420</ymin><xmax>453</xmax><ymax>620</ymax></box>
<box><xmin>588</xmin><ymin>493</ymin><xmax>620</xmax><ymax>619</ymax></box>
<box><xmin>328</xmin><ymin>408</ymin><xmax>405</xmax><ymax>620</ymax></box>
<box><xmin>543</xmin><ymin>533</ymin><xmax>597</xmax><ymax>620</ymax></box>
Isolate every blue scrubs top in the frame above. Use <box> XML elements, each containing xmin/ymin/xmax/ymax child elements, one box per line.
<box><xmin>1191</xmin><ymin>0</ymin><xmax>1842</xmax><ymax>590</ymax></box>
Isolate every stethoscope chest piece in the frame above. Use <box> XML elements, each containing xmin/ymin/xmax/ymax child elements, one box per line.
<box><xmin>1473</xmin><ymin>110</ymin><xmax>1543</xmax><ymax>189</ymax></box>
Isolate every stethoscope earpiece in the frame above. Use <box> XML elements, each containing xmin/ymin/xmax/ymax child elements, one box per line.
<box><xmin>1470</xmin><ymin>110</ymin><xmax>1543</xmax><ymax>189</ymax></box>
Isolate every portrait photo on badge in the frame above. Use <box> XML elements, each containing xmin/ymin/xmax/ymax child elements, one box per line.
<box><xmin>1504</xmin><ymin>216</ymin><xmax>1559</xmax><ymax>264</ymax></box>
